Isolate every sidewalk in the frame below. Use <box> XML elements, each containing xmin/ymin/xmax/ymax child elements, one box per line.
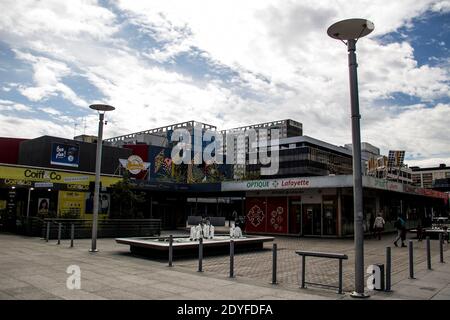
<box><xmin>0</xmin><ymin>233</ymin><xmax>448</xmax><ymax>300</ymax></box>
<box><xmin>0</xmin><ymin>233</ymin><xmax>330</xmax><ymax>300</ymax></box>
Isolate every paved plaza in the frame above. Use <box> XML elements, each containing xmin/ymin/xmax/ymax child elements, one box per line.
<box><xmin>0</xmin><ymin>231</ymin><xmax>449</xmax><ymax>300</ymax></box>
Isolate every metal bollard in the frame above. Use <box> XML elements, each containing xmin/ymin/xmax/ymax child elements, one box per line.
<box><xmin>439</xmin><ymin>233</ymin><xmax>444</xmax><ymax>263</ymax></box>
<box><xmin>385</xmin><ymin>247</ymin><xmax>391</xmax><ymax>292</ymax></box>
<box><xmin>198</xmin><ymin>237</ymin><xmax>203</xmax><ymax>272</ymax></box>
<box><xmin>229</xmin><ymin>240</ymin><xmax>234</xmax><ymax>278</ymax></box>
<box><xmin>168</xmin><ymin>235</ymin><xmax>173</xmax><ymax>267</ymax></box>
<box><xmin>70</xmin><ymin>224</ymin><xmax>75</xmax><ymax>248</ymax></box>
<box><xmin>272</xmin><ymin>243</ymin><xmax>277</xmax><ymax>284</ymax></box>
<box><xmin>46</xmin><ymin>222</ymin><xmax>50</xmax><ymax>242</ymax></box>
<box><xmin>426</xmin><ymin>237</ymin><xmax>431</xmax><ymax>270</ymax></box>
<box><xmin>409</xmin><ymin>240</ymin><xmax>415</xmax><ymax>279</ymax></box>
<box><xmin>57</xmin><ymin>223</ymin><xmax>62</xmax><ymax>245</ymax></box>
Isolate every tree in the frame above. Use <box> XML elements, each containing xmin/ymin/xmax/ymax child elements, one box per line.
<box><xmin>109</xmin><ymin>172</ymin><xmax>146</xmax><ymax>219</ymax></box>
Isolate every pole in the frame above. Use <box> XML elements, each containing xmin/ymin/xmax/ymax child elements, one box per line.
<box><xmin>198</xmin><ymin>237</ymin><xmax>203</xmax><ymax>272</ymax></box>
<box><xmin>426</xmin><ymin>237</ymin><xmax>431</xmax><ymax>270</ymax></box>
<box><xmin>46</xmin><ymin>221</ymin><xmax>50</xmax><ymax>242</ymax></box>
<box><xmin>90</xmin><ymin>112</ymin><xmax>104</xmax><ymax>252</ymax></box>
<box><xmin>70</xmin><ymin>224</ymin><xmax>75</xmax><ymax>248</ymax></box>
<box><xmin>26</xmin><ymin>188</ymin><xmax>32</xmax><ymax>218</ymax></box>
<box><xmin>272</xmin><ymin>243</ymin><xmax>277</xmax><ymax>284</ymax></box>
<box><xmin>385</xmin><ymin>247</ymin><xmax>391</xmax><ymax>292</ymax></box>
<box><xmin>439</xmin><ymin>233</ymin><xmax>444</xmax><ymax>263</ymax></box>
<box><xmin>348</xmin><ymin>39</ymin><xmax>367</xmax><ymax>298</ymax></box>
<box><xmin>409</xmin><ymin>240</ymin><xmax>415</xmax><ymax>279</ymax></box>
<box><xmin>57</xmin><ymin>223</ymin><xmax>61</xmax><ymax>245</ymax></box>
<box><xmin>229</xmin><ymin>240</ymin><xmax>234</xmax><ymax>278</ymax></box>
<box><xmin>168</xmin><ymin>235</ymin><xmax>173</xmax><ymax>267</ymax></box>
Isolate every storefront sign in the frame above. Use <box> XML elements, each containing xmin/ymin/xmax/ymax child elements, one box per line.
<box><xmin>63</xmin><ymin>176</ymin><xmax>89</xmax><ymax>183</ymax></box>
<box><xmin>51</xmin><ymin>143</ymin><xmax>80</xmax><ymax>167</ymax></box>
<box><xmin>222</xmin><ymin>175</ymin><xmax>352</xmax><ymax>192</ymax></box>
<box><xmin>58</xmin><ymin>191</ymin><xmax>85</xmax><ymax>218</ymax></box>
<box><xmin>119</xmin><ymin>155</ymin><xmax>150</xmax><ymax>175</ymax></box>
<box><xmin>35</xmin><ymin>182</ymin><xmax>54</xmax><ymax>188</ymax></box>
<box><xmin>0</xmin><ymin>165</ymin><xmax>121</xmax><ymax>187</ymax></box>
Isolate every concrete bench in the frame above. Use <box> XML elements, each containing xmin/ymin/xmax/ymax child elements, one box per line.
<box><xmin>296</xmin><ymin>250</ymin><xmax>348</xmax><ymax>294</ymax></box>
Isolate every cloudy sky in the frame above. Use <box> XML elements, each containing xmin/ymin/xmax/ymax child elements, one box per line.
<box><xmin>0</xmin><ymin>0</ymin><xmax>449</xmax><ymax>167</ymax></box>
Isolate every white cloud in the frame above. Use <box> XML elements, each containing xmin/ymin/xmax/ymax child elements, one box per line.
<box><xmin>0</xmin><ymin>0</ymin><xmax>449</xmax><ymax>167</ymax></box>
<box><xmin>0</xmin><ymin>100</ymin><xmax>34</xmax><ymax>112</ymax></box>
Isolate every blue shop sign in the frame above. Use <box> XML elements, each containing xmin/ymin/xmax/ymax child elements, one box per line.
<box><xmin>50</xmin><ymin>143</ymin><xmax>80</xmax><ymax>167</ymax></box>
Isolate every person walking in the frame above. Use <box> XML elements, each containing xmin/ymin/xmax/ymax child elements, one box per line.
<box><xmin>373</xmin><ymin>212</ymin><xmax>385</xmax><ymax>240</ymax></box>
<box><xmin>394</xmin><ymin>216</ymin><xmax>407</xmax><ymax>247</ymax></box>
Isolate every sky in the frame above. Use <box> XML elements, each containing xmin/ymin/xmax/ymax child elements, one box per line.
<box><xmin>0</xmin><ymin>0</ymin><xmax>449</xmax><ymax>168</ymax></box>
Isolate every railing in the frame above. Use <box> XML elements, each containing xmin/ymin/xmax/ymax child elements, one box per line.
<box><xmin>40</xmin><ymin>218</ymin><xmax>161</xmax><ymax>240</ymax></box>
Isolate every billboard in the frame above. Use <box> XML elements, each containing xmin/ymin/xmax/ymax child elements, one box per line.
<box><xmin>51</xmin><ymin>143</ymin><xmax>80</xmax><ymax>167</ymax></box>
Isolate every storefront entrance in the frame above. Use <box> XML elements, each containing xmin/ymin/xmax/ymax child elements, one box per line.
<box><xmin>302</xmin><ymin>204</ymin><xmax>321</xmax><ymax>236</ymax></box>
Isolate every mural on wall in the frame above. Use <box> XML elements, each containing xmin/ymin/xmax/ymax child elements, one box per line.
<box><xmin>266</xmin><ymin>197</ymin><xmax>288</xmax><ymax>233</ymax></box>
<box><xmin>245</xmin><ymin>197</ymin><xmax>266</xmax><ymax>233</ymax></box>
<box><xmin>245</xmin><ymin>197</ymin><xmax>288</xmax><ymax>234</ymax></box>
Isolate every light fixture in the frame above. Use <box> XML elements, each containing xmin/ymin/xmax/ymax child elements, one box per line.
<box><xmin>327</xmin><ymin>18</ymin><xmax>374</xmax><ymax>299</ymax></box>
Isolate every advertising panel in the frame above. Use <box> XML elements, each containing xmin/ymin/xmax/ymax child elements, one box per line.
<box><xmin>57</xmin><ymin>191</ymin><xmax>85</xmax><ymax>218</ymax></box>
<box><xmin>245</xmin><ymin>197</ymin><xmax>267</xmax><ymax>233</ymax></box>
<box><xmin>266</xmin><ymin>197</ymin><xmax>288</xmax><ymax>234</ymax></box>
<box><xmin>0</xmin><ymin>165</ymin><xmax>121</xmax><ymax>187</ymax></box>
<box><xmin>84</xmin><ymin>192</ymin><xmax>110</xmax><ymax>217</ymax></box>
<box><xmin>50</xmin><ymin>143</ymin><xmax>80</xmax><ymax>167</ymax></box>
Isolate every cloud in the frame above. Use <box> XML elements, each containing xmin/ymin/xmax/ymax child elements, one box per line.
<box><xmin>0</xmin><ymin>0</ymin><xmax>448</xmax><ymax>167</ymax></box>
<box><xmin>0</xmin><ymin>99</ymin><xmax>33</xmax><ymax>112</ymax></box>
<box><xmin>12</xmin><ymin>50</ymin><xmax>87</xmax><ymax>107</ymax></box>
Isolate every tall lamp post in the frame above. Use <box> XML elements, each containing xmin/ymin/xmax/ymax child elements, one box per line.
<box><xmin>89</xmin><ymin>104</ymin><xmax>115</xmax><ymax>252</ymax></box>
<box><xmin>327</xmin><ymin>19</ymin><xmax>374</xmax><ymax>298</ymax></box>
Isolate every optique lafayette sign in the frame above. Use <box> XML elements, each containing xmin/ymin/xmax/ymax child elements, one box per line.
<box><xmin>226</xmin><ymin>178</ymin><xmax>312</xmax><ymax>191</ymax></box>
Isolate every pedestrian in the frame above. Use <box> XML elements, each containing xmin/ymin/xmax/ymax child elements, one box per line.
<box><xmin>394</xmin><ymin>216</ymin><xmax>407</xmax><ymax>247</ymax></box>
<box><xmin>373</xmin><ymin>212</ymin><xmax>385</xmax><ymax>240</ymax></box>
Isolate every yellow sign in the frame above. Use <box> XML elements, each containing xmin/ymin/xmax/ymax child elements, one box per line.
<box><xmin>58</xmin><ymin>191</ymin><xmax>85</xmax><ymax>218</ymax></box>
<box><xmin>0</xmin><ymin>200</ymin><xmax>6</xmax><ymax>210</ymax></box>
<box><xmin>0</xmin><ymin>165</ymin><xmax>121</xmax><ymax>187</ymax></box>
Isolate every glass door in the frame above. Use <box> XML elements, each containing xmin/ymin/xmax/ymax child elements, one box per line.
<box><xmin>302</xmin><ymin>204</ymin><xmax>322</xmax><ymax>236</ymax></box>
<box><xmin>289</xmin><ymin>197</ymin><xmax>301</xmax><ymax>234</ymax></box>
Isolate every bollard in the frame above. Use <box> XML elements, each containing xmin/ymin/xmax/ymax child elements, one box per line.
<box><xmin>46</xmin><ymin>222</ymin><xmax>50</xmax><ymax>242</ymax></box>
<box><xmin>439</xmin><ymin>233</ymin><xmax>444</xmax><ymax>263</ymax></box>
<box><xmin>198</xmin><ymin>237</ymin><xmax>203</xmax><ymax>272</ymax></box>
<box><xmin>229</xmin><ymin>240</ymin><xmax>234</xmax><ymax>278</ymax></box>
<box><xmin>272</xmin><ymin>243</ymin><xmax>277</xmax><ymax>284</ymax></box>
<box><xmin>409</xmin><ymin>240</ymin><xmax>415</xmax><ymax>279</ymax></box>
<box><xmin>426</xmin><ymin>237</ymin><xmax>431</xmax><ymax>270</ymax></box>
<box><xmin>70</xmin><ymin>224</ymin><xmax>75</xmax><ymax>248</ymax></box>
<box><xmin>385</xmin><ymin>247</ymin><xmax>391</xmax><ymax>292</ymax></box>
<box><xmin>57</xmin><ymin>223</ymin><xmax>62</xmax><ymax>245</ymax></box>
<box><xmin>168</xmin><ymin>235</ymin><xmax>173</xmax><ymax>267</ymax></box>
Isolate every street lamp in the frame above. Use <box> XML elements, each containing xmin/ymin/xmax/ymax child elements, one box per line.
<box><xmin>89</xmin><ymin>104</ymin><xmax>115</xmax><ymax>252</ymax></box>
<box><xmin>327</xmin><ymin>18</ymin><xmax>374</xmax><ymax>298</ymax></box>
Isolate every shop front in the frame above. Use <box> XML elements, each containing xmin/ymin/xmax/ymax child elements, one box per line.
<box><xmin>0</xmin><ymin>164</ymin><xmax>122</xmax><ymax>232</ymax></box>
<box><xmin>222</xmin><ymin>175</ymin><xmax>449</xmax><ymax>238</ymax></box>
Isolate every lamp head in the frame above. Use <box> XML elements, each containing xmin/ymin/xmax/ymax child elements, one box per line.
<box><xmin>327</xmin><ymin>18</ymin><xmax>374</xmax><ymax>41</ymax></box>
<box><xmin>89</xmin><ymin>104</ymin><xmax>115</xmax><ymax>112</ymax></box>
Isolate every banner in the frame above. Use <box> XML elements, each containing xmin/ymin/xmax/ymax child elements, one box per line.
<box><xmin>266</xmin><ymin>197</ymin><xmax>288</xmax><ymax>234</ymax></box>
<box><xmin>84</xmin><ymin>192</ymin><xmax>110</xmax><ymax>216</ymax></box>
<box><xmin>37</xmin><ymin>198</ymin><xmax>50</xmax><ymax>216</ymax></box>
<box><xmin>0</xmin><ymin>165</ymin><xmax>121</xmax><ymax>187</ymax></box>
<box><xmin>51</xmin><ymin>143</ymin><xmax>80</xmax><ymax>167</ymax></box>
<box><xmin>245</xmin><ymin>197</ymin><xmax>267</xmax><ymax>233</ymax></box>
<box><xmin>57</xmin><ymin>191</ymin><xmax>84</xmax><ymax>218</ymax></box>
